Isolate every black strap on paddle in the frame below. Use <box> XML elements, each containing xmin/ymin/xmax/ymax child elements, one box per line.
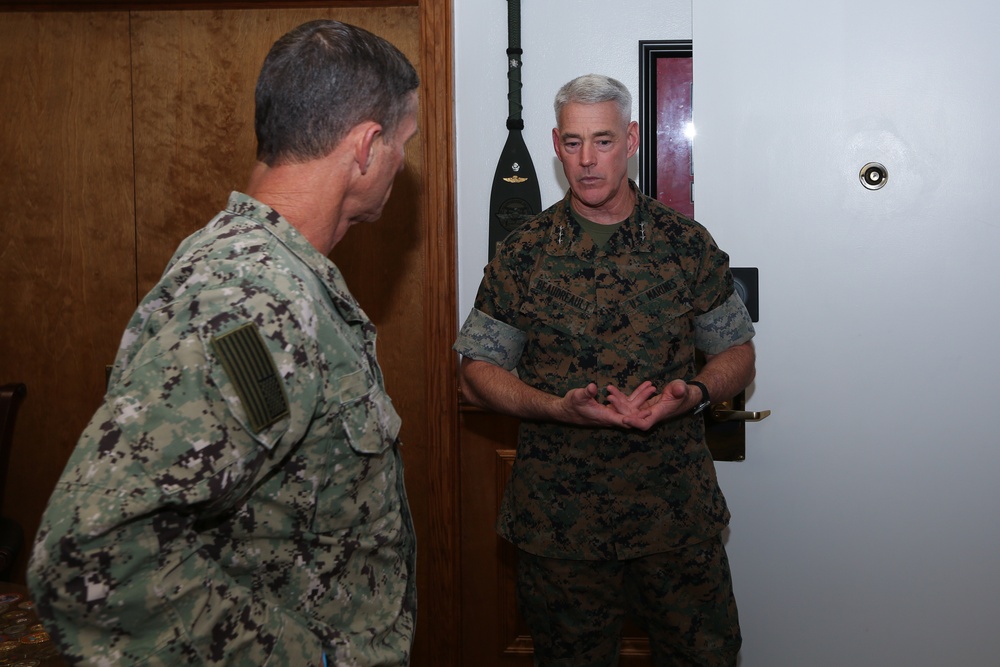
<box><xmin>505</xmin><ymin>0</ymin><xmax>525</xmax><ymax>133</ymax></box>
<box><xmin>488</xmin><ymin>0</ymin><xmax>542</xmax><ymax>261</ymax></box>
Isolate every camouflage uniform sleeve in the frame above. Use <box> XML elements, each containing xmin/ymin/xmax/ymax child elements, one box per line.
<box><xmin>694</xmin><ymin>292</ymin><xmax>755</xmax><ymax>354</ymax></box>
<box><xmin>453</xmin><ymin>308</ymin><xmax>527</xmax><ymax>370</ymax></box>
<box><xmin>475</xmin><ymin>241</ymin><xmax>532</xmax><ymax>327</ymax></box>
<box><xmin>682</xmin><ymin>222</ymin><xmax>755</xmax><ymax>354</ymax></box>
<box><xmin>452</xmin><ymin>239</ymin><xmax>533</xmax><ymax>367</ymax></box>
<box><xmin>27</xmin><ymin>294</ymin><xmax>325</xmax><ymax>666</ymax></box>
<box><xmin>680</xmin><ymin>223</ymin><xmax>731</xmax><ymax>312</ymax></box>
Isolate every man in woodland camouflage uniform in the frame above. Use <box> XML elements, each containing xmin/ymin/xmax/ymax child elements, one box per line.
<box><xmin>454</xmin><ymin>74</ymin><xmax>756</xmax><ymax>667</ymax></box>
<box><xmin>28</xmin><ymin>20</ymin><xmax>418</xmax><ymax>667</ymax></box>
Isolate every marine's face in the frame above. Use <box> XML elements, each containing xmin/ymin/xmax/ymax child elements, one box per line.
<box><xmin>552</xmin><ymin>101</ymin><xmax>639</xmax><ymax>222</ymax></box>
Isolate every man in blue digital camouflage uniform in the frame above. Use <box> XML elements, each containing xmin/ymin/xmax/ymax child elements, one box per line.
<box><xmin>28</xmin><ymin>20</ymin><xmax>419</xmax><ymax>667</ymax></box>
<box><xmin>454</xmin><ymin>74</ymin><xmax>756</xmax><ymax>667</ymax></box>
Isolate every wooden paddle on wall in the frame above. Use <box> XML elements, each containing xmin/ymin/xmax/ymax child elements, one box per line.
<box><xmin>488</xmin><ymin>0</ymin><xmax>542</xmax><ymax>260</ymax></box>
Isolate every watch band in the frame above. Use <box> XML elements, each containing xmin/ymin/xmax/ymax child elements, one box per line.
<box><xmin>686</xmin><ymin>380</ymin><xmax>711</xmax><ymax>415</ymax></box>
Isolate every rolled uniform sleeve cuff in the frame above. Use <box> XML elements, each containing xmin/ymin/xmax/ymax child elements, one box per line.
<box><xmin>694</xmin><ymin>292</ymin><xmax>756</xmax><ymax>354</ymax></box>
<box><xmin>453</xmin><ymin>308</ymin><xmax>526</xmax><ymax>371</ymax></box>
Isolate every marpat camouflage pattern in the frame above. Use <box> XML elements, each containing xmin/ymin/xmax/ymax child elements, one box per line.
<box><xmin>455</xmin><ymin>181</ymin><xmax>754</xmax><ymax>560</ymax></box>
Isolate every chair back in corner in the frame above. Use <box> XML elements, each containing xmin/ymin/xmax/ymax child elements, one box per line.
<box><xmin>0</xmin><ymin>383</ymin><xmax>27</xmax><ymax>580</ymax></box>
<box><xmin>0</xmin><ymin>383</ymin><xmax>27</xmax><ymax>502</ymax></box>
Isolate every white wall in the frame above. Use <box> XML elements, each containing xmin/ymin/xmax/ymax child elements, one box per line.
<box><xmin>455</xmin><ymin>1</ymin><xmax>1000</xmax><ymax>665</ymax></box>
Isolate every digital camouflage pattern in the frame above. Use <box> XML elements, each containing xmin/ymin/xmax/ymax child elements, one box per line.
<box><xmin>516</xmin><ymin>535</ymin><xmax>741</xmax><ymax>667</ymax></box>
<box><xmin>28</xmin><ymin>193</ymin><xmax>416</xmax><ymax>666</ymax></box>
<box><xmin>454</xmin><ymin>181</ymin><xmax>755</xmax><ymax>560</ymax></box>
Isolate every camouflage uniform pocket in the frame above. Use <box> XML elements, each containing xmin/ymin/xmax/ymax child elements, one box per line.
<box><xmin>340</xmin><ymin>383</ymin><xmax>399</xmax><ymax>456</ymax></box>
<box><xmin>622</xmin><ymin>282</ymin><xmax>694</xmax><ymax>371</ymax></box>
<box><xmin>310</xmin><ymin>374</ymin><xmax>402</xmax><ymax>534</ymax></box>
<box><xmin>623</xmin><ymin>282</ymin><xmax>693</xmax><ymax>336</ymax></box>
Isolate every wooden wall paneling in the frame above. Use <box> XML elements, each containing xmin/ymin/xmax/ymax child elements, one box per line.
<box><xmin>0</xmin><ymin>1</ymin><xmax>418</xmax><ymax>10</ymax></box>
<box><xmin>0</xmin><ymin>4</ymin><xmax>459</xmax><ymax>664</ymax></box>
<box><xmin>496</xmin><ymin>449</ymin><xmax>534</xmax><ymax>655</ymax></box>
<box><xmin>0</xmin><ymin>11</ymin><xmax>137</xmax><ymax>581</ymax></box>
<box><xmin>130</xmin><ymin>7</ymin><xmax>417</xmax><ymax>295</ymax></box>
<box><xmin>459</xmin><ymin>410</ymin><xmax>530</xmax><ymax>667</ymax></box>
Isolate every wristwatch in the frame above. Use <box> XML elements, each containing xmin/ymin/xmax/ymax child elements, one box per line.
<box><xmin>686</xmin><ymin>380</ymin><xmax>711</xmax><ymax>415</ymax></box>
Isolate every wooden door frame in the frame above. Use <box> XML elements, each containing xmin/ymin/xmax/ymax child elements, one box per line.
<box><xmin>414</xmin><ymin>0</ymin><xmax>460</xmax><ymax>664</ymax></box>
<box><xmin>1</xmin><ymin>2</ymin><xmax>459</xmax><ymax>666</ymax></box>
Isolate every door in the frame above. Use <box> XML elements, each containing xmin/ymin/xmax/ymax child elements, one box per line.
<box><xmin>692</xmin><ymin>1</ymin><xmax>1000</xmax><ymax>665</ymax></box>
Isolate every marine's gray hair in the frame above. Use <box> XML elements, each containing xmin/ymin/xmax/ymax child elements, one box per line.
<box><xmin>553</xmin><ymin>74</ymin><xmax>632</xmax><ymax>127</ymax></box>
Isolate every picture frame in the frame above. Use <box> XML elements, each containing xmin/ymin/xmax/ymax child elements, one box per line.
<box><xmin>638</xmin><ymin>40</ymin><xmax>694</xmax><ymax>217</ymax></box>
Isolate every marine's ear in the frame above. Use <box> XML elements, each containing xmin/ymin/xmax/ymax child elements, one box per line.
<box><xmin>626</xmin><ymin>120</ymin><xmax>640</xmax><ymax>159</ymax></box>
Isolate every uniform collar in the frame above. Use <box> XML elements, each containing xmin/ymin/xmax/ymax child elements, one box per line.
<box><xmin>544</xmin><ymin>180</ymin><xmax>655</xmax><ymax>257</ymax></box>
<box><xmin>224</xmin><ymin>192</ymin><xmax>365</xmax><ymax>323</ymax></box>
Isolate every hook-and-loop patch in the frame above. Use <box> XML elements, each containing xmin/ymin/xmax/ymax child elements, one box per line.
<box><xmin>211</xmin><ymin>323</ymin><xmax>289</xmax><ymax>433</ymax></box>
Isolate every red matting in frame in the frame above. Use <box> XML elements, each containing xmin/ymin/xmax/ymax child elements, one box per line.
<box><xmin>655</xmin><ymin>56</ymin><xmax>694</xmax><ymax>217</ymax></box>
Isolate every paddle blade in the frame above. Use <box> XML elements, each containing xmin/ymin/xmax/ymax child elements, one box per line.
<box><xmin>488</xmin><ymin>129</ymin><xmax>542</xmax><ymax>260</ymax></box>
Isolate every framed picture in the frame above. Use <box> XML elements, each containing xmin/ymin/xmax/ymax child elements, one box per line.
<box><xmin>638</xmin><ymin>40</ymin><xmax>694</xmax><ymax>217</ymax></box>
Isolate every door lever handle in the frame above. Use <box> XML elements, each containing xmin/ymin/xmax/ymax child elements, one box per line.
<box><xmin>709</xmin><ymin>404</ymin><xmax>772</xmax><ymax>422</ymax></box>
